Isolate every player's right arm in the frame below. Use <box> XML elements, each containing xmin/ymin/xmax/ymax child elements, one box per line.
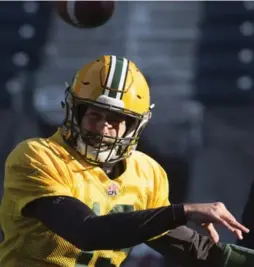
<box><xmin>22</xmin><ymin>197</ymin><xmax>248</xmax><ymax>252</ymax></box>
<box><xmin>23</xmin><ymin>195</ymin><xmax>186</xmax><ymax>250</ymax></box>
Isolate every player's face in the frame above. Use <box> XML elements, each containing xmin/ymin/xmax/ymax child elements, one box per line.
<box><xmin>80</xmin><ymin>106</ymin><xmax>127</xmax><ymax>148</ymax></box>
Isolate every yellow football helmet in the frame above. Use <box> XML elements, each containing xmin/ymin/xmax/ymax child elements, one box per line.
<box><xmin>61</xmin><ymin>55</ymin><xmax>153</xmax><ymax>166</ymax></box>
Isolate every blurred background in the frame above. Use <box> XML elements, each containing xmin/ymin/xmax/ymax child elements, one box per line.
<box><xmin>1</xmin><ymin>1</ymin><xmax>254</xmax><ymax>266</ymax></box>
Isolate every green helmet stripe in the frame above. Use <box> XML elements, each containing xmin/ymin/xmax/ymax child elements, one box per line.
<box><xmin>104</xmin><ymin>56</ymin><xmax>128</xmax><ymax>99</ymax></box>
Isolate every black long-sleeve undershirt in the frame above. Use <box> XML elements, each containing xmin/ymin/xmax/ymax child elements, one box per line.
<box><xmin>22</xmin><ymin>196</ymin><xmax>186</xmax><ymax>251</ymax></box>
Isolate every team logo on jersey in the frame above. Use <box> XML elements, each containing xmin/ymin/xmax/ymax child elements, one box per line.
<box><xmin>107</xmin><ymin>183</ymin><xmax>119</xmax><ymax>196</ymax></box>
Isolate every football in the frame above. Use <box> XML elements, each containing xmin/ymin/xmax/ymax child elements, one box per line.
<box><xmin>54</xmin><ymin>1</ymin><xmax>115</xmax><ymax>29</ymax></box>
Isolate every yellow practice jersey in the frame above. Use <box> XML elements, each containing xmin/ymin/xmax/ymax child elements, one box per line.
<box><xmin>0</xmin><ymin>130</ymin><xmax>170</xmax><ymax>267</ymax></box>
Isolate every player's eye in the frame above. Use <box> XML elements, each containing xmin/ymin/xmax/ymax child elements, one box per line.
<box><xmin>107</xmin><ymin>118</ymin><xmax>122</xmax><ymax>125</ymax></box>
<box><xmin>107</xmin><ymin>115</ymin><xmax>125</xmax><ymax>126</ymax></box>
<box><xmin>87</xmin><ymin>112</ymin><xmax>101</xmax><ymax>121</ymax></box>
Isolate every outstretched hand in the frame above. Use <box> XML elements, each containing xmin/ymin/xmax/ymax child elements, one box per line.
<box><xmin>184</xmin><ymin>202</ymin><xmax>249</xmax><ymax>243</ymax></box>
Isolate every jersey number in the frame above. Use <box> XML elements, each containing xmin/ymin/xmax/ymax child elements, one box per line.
<box><xmin>75</xmin><ymin>203</ymin><xmax>134</xmax><ymax>267</ymax></box>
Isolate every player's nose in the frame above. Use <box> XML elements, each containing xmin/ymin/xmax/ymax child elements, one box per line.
<box><xmin>96</xmin><ymin>119</ymin><xmax>110</xmax><ymax>135</ymax></box>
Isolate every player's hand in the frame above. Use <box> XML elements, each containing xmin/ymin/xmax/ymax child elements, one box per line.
<box><xmin>183</xmin><ymin>202</ymin><xmax>249</xmax><ymax>242</ymax></box>
<box><xmin>202</xmin><ymin>223</ymin><xmax>220</xmax><ymax>243</ymax></box>
<box><xmin>202</xmin><ymin>222</ymin><xmax>244</xmax><ymax>243</ymax></box>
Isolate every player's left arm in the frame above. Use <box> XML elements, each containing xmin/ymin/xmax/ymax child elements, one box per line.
<box><xmin>145</xmin><ymin>160</ymin><xmax>254</xmax><ymax>267</ymax></box>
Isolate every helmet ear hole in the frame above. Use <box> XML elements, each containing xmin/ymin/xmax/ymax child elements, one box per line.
<box><xmin>123</xmin><ymin>116</ymin><xmax>140</xmax><ymax>138</ymax></box>
<box><xmin>125</xmin><ymin>117</ymin><xmax>138</xmax><ymax>131</ymax></box>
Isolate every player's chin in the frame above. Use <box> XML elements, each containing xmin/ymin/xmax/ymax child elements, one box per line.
<box><xmin>92</xmin><ymin>142</ymin><xmax>114</xmax><ymax>151</ymax></box>
<box><xmin>81</xmin><ymin>132</ymin><xmax>116</xmax><ymax>150</ymax></box>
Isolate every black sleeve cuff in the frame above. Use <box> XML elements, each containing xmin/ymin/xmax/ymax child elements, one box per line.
<box><xmin>171</xmin><ymin>204</ymin><xmax>187</xmax><ymax>226</ymax></box>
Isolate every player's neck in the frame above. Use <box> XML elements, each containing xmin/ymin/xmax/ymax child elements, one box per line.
<box><xmin>103</xmin><ymin>161</ymin><xmax>125</xmax><ymax>180</ymax></box>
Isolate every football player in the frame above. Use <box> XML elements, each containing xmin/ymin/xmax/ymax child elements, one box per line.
<box><xmin>0</xmin><ymin>55</ymin><xmax>253</xmax><ymax>267</ymax></box>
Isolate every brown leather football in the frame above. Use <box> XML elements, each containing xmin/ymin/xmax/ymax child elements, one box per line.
<box><xmin>54</xmin><ymin>1</ymin><xmax>115</xmax><ymax>28</ymax></box>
